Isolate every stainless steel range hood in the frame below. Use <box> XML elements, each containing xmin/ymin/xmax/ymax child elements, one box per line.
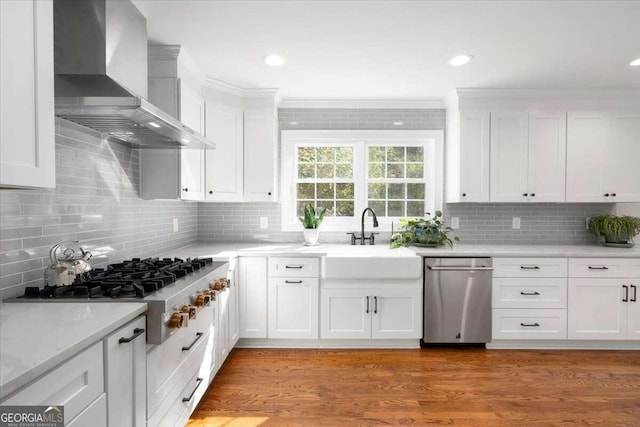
<box><xmin>53</xmin><ymin>0</ymin><xmax>214</xmax><ymax>149</ymax></box>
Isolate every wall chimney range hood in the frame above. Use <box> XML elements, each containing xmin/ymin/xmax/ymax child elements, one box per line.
<box><xmin>53</xmin><ymin>0</ymin><xmax>214</xmax><ymax>149</ymax></box>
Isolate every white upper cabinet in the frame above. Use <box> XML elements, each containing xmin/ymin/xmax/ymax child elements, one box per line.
<box><xmin>180</xmin><ymin>148</ymin><xmax>205</xmax><ymax>201</ymax></box>
<box><xmin>179</xmin><ymin>81</ymin><xmax>205</xmax><ymax>135</ymax></box>
<box><xmin>566</xmin><ymin>111</ymin><xmax>640</xmax><ymax>203</ymax></box>
<box><xmin>459</xmin><ymin>111</ymin><xmax>491</xmax><ymax>202</ymax></box>
<box><xmin>243</xmin><ymin>104</ymin><xmax>278</xmax><ymax>202</ymax></box>
<box><xmin>204</xmin><ymin>103</ymin><xmax>244</xmax><ymax>202</ymax></box>
<box><xmin>0</xmin><ymin>0</ymin><xmax>55</xmax><ymax>189</ymax></box>
<box><xmin>490</xmin><ymin>111</ymin><xmax>566</xmax><ymax>202</ymax></box>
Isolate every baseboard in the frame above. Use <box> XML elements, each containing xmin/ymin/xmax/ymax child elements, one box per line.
<box><xmin>487</xmin><ymin>340</ymin><xmax>640</xmax><ymax>350</ymax></box>
<box><xmin>237</xmin><ymin>338</ymin><xmax>421</xmax><ymax>349</ymax></box>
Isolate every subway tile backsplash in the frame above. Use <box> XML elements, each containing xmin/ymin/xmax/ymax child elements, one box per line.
<box><xmin>0</xmin><ymin>120</ymin><xmax>198</xmax><ymax>299</ymax></box>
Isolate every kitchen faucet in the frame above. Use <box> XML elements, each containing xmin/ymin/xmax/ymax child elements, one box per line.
<box><xmin>348</xmin><ymin>207</ymin><xmax>379</xmax><ymax>245</ymax></box>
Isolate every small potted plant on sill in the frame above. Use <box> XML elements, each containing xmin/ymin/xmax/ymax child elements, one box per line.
<box><xmin>391</xmin><ymin>211</ymin><xmax>459</xmax><ymax>249</ymax></box>
<box><xmin>588</xmin><ymin>214</ymin><xmax>640</xmax><ymax>248</ymax></box>
<box><xmin>299</xmin><ymin>203</ymin><xmax>327</xmax><ymax>246</ymax></box>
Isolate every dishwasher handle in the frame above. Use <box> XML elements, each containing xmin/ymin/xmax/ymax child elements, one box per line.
<box><xmin>427</xmin><ymin>266</ymin><xmax>494</xmax><ymax>271</ymax></box>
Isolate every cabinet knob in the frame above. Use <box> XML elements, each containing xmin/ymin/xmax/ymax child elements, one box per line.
<box><xmin>612</xmin><ymin>193</ymin><xmax>617</xmax><ymax>197</ymax></box>
<box><xmin>461</xmin><ymin>193</ymin><xmax>466</xmax><ymax>197</ymax></box>
<box><xmin>523</xmin><ymin>193</ymin><xmax>528</xmax><ymax>197</ymax></box>
<box><xmin>209</xmin><ymin>191</ymin><xmax>213</xmax><ymax>194</ymax></box>
<box><xmin>267</xmin><ymin>191</ymin><xmax>272</xmax><ymax>196</ymax></box>
<box><xmin>182</xmin><ymin>188</ymin><xmax>189</xmax><ymax>192</ymax></box>
<box><xmin>531</xmin><ymin>193</ymin><xmax>535</xmax><ymax>197</ymax></box>
<box><xmin>604</xmin><ymin>193</ymin><xmax>610</xmax><ymax>197</ymax></box>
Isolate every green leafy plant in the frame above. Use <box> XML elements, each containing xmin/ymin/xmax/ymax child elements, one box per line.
<box><xmin>390</xmin><ymin>211</ymin><xmax>460</xmax><ymax>248</ymax></box>
<box><xmin>299</xmin><ymin>204</ymin><xmax>327</xmax><ymax>229</ymax></box>
<box><xmin>588</xmin><ymin>215</ymin><xmax>640</xmax><ymax>244</ymax></box>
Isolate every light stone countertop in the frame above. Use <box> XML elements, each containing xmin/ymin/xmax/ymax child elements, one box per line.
<box><xmin>0</xmin><ymin>302</ymin><xmax>147</xmax><ymax>400</ymax></box>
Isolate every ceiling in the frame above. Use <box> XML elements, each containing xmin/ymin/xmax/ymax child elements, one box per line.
<box><xmin>132</xmin><ymin>0</ymin><xmax>640</xmax><ymax>100</ymax></box>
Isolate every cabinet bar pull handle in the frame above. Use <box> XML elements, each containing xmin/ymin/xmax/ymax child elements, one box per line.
<box><xmin>427</xmin><ymin>266</ymin><xmax>494</xmax><ymax>271</ymax></box>
<box><xmin>374</xmin><ymin>296</ymin><xmax>378</xmax><ymax>314</ymax></box>
<box><xmin>631</xmin><ymin>285</ymin><xmax>637</xmax><ymax>303</ymax></box>
<box><xmin>365</xmin><ymin>296</ymin><xmax>370</xmax><ymax>314</ymax></box>
<box><xmin>182</xmin><ymin>377</ymin><xmax>204</xmax><ymax>403</ymax></box>
<box><xmin>285</xmin><ymin>280</ymin><xmax>303</xmax><ymax>284</ymax></box>
<box><xmin>182</xmin><ymin>332</ymin><xmax>204</xmax><ymax>351</ymax></box>
<box><xmin>520</xmin><ymin>323</ymin><xmax>540</xmax><ymax>327</ymax></box>
<box><xmin>520</xmin><ymin>291</ymin><xmax>540</xmax><ymax>296</ymax></box>
<box><xmin>118</xmin><ymin>328</ymin><xmax>145</xmax><ymax>344</ymax></box>
<box><xmin>623</xmin><ymin>285</ymin><xmax>629</xmax><ymax>302</ymax></box>
<box><xmin>285</xmin><ymin>265</ymin><xmax>303</xmax><ymax>269</ymax></box>
<box><xmin>520</xmin><ymin>266</ymin><xmax>540</xmax><ymax>270</ymax></box>
<box><xmin>588</xmin><ymin>266</ymin><xmax>609</xmax><ymax>270</ymax></box>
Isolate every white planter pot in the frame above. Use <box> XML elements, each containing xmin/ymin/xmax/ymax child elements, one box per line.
<box><xmin>303</xmin><ymin>228</ymin><xmax>320</xmax><ymax>245</ymax></box>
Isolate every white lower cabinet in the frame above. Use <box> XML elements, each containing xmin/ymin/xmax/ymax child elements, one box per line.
<box><xmin>104</xmin><ymin>316</ymin><xmax>146</xmax><ymax>427</ymax></box>
<box><xmin>320</xmin><ymin>286</ymin><xmax>422</xmax><ymax>339</ymax></box>
<box><xmin>66</xmin><ymin>394</ymin><xmax>107</xmax><ymax>427</ymax></box>
<box><xmin>268</xmin><ymin>277</ymin><xmax>319</xmax><ymax>339</ymax></box>
<box><xmin>238</xmin><ymin>257</ymin><xmax>268</xmax><ymax>338</ymax></box>
<box><xmin>492</xmin><ymin>309</ymin><xmax>567</xmax><ymax>340</ymax></box>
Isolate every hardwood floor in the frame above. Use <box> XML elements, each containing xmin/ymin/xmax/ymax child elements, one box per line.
<box><xmin>188</xmin><ymin>348</ymin><xmax>640</xmax><ymax>426</ymax></box>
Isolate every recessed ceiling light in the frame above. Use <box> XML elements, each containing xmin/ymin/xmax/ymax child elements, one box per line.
<box><xmin>630</xmin><ymin>57</ymin><xmax>640</xmax><ymax>67</ymax></box>
<box><xmin>289</xmin><ymin>121</ymin><xmax>299</xmax><ymax>126</ymax></box>
<box><xmin>181</xmin><ymin>138</ymin><xmax>190</xmax><ymax>144</ymax></box>
<box><xmin>449</xmin><ymin>54</ymin><xmax>473</xmax><ymax>67</ymax></box>
<box><xmin>147</xmin><ymin>122</ymin><xmax>161</xmax><ymax>128</ymax></box>
<box><xmin>264</xmin><ymin>54</ymin><xmax>284</xmax><ymax>67</ymax></box>
<box><xmin>393</xmin><ymin>121</ymin><xmax>404</xmax><ymax>126</ymax></box>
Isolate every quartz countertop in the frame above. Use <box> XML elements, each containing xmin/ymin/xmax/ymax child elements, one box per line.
<box><xmin>164</xmin><ymin>242</ymin><xmax>640</xmax><ymax>260</ymax></box>
<box><xmin>0</xmin><ymin>302</ymin><xmax>147</xmax><ymax>400</ymax></box>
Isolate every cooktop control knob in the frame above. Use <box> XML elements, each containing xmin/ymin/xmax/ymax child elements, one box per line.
<box><xmin>194</xmin><ymin>294</ymin><xmax>207</xmax><ymax>307</ymax></box>
<box><xmin>182</xmin><ymin>305</ymin><xmax>197</xmax><ymax>319</ymax></box>
<box><xmin>168</xmin><ymin>311</ymin><xmax>184</xmax><ymax>329</ymax></box>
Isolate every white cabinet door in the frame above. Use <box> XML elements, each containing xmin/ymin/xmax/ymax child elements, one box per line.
<box><xmin>320</xmin><ymin>288</ymin><xmax>371</xmax><ymax>339</ymax></box>
<box><xmin>568</xmin><ymin>278</ymin><xmax>626</xmax><ymax>340</ymax></box>
<box><xmin>180</xmin><ymin>148</ymin><xmax>205</xmax><ymax>200</ymax></box>
<box><xmin>605</xmin><ymin>112</ymin><xmax>640</xmax><ymax>202</ymax></box>
<box><xmin>527</xmin><ymin>112</ymin><xmax>566</xmax><ymax>202</ymax></box>
<box><xmin>243</xmin><ymin>108</ymin><xmax>277</xmax><ymax>201</ymax></box>
<box><xmin>204</xmin><ymin>103</ymin><xmax>244</xmax><ymax>201</ymax></box>
<box><xmin>228</xmin><ymin>267</ymin><xmax>240</xmax><ymax>347</ymax></box>
<box><xmin>371</xmin><ymin>288</ymin><xmax>422</xmax><ymax>339</ymax></box>
<box><xmin>179</xmin><ymin>79</ymin><xmax>204</xmax><ymax>134</ymax></box>
<box><xmin>104</xmin><ymin>316</ymin><xmax>146</xmax><ymax>427</ymax></box>
<box><xmin>490</xmin><ymin>112</ymin><xmax>529</xmax><ymax>202</ymax></box>
<box><xmin>238</xmin><ymin>257</ymin><xmax>268</xmax><ymax>338</ymax></box>
<box><xmin>566</xmin><ymin>112</ymin><xmax>608</xmax><ymax>202</ymax></box>
<box><xmin>0</xmin><ymin>0</ymin><xmax>55</xmax><ymax>189</ymax></box>
<box><xmin>268</xmin><ymin>278</ymin><xmax>319</xmax><ymax>339</ymax></box>
<box><xmin>627</xmin><ymin>282</ymin><xmax>640</xmax><ymax>339</ymax></box>
<box><xmin>218</xmin><ymin>285</ymin><xmax>230</xmax><ymax>362</ymax></box>
<box><xmin>458</xmin><ymin>111</ymin><xmax>490</xmax><ymax>202</ymax></box>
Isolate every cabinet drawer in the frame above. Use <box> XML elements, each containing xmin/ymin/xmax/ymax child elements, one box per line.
<box><xmin>147</xmin><ymin>370</ymin><xmax>205</xmax><ymax>427</ymax></box>
<box><xmin>493</xmin><ymin>258</ymin><xmax>567</xmax><ymax>278</ymax></box>
<box><xmin>492</xmin><ymin>278</ymin><xmax>567</xmax><ymax>309</ymax></box>
<box><xmin>67</xmin><ymin>394</ymin><xmax>106</xmax><ymax>427</ymax></box>
<box><xmin>2</xmin><ymin>342</ymin><xmax>104</xmax><ymax>422</ymax></box>
<box><xmin>269</xmin><ymin>257</ymin><xmax>319</xmax><ymax>277</ymax></box>
<box><xmin>568</xmin><ymin>258</ymin><xmax>629</xmax><ymax>278</ymax></box>
<box><xmin>492</xmin><ymin>309</ymin><xmax>567</xmax><ymax>340</ymax></box>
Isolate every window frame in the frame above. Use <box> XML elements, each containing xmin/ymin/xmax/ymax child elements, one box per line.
<box><xmin>280</xmin><ymin>130</ymin><xmax>444</xmax><ymax>232</ymax></box>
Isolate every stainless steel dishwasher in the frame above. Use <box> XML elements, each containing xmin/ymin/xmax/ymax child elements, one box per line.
<box><xmin>423</xmin><ymin>257</ymin><xmax>493</xmax><ymax>345</ymax></box>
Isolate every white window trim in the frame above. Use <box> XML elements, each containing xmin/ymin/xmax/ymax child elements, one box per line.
<box><xmin>280</xmin><ymin>130</ymin><xmax>444</xmax><ymax>232</ymax></box>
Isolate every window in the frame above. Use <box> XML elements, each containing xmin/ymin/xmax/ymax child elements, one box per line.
<box><xmin>281</xmin><ymin>130</ymin><xmax>443</xmax><ymax>231</ymax></box>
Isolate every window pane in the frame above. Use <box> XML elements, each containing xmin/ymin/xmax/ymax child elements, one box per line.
<box><xmin>407</xmin><ymin>183</ymin><xmax>425</xmax><ymax>199</ymax></box>
<box><xmin>317</xmin><ymin>147</ymin><xmax>335</xmax><ymax>162</ymax></box>
<box><xmin>297</xmin><ymin>183</ymin><xmax>315</xmax><ymax>199</ymax></box>
<box><xmin>406</xmin><ymin>147</ymin><xmax>423</xmax><ymax>162</ymax></box>
<box><xmin>335</xmin><ymin>201</ymin><xmax>354</xmax><ymax>217</ymax></box>
<box><xmin>298</xmin><ymin>163</ymin><xmax>315</xmax><ymax>179</ymax></box>
<box><xmin>317</xmin><ymin>183</ymin><xmax>334</xmax><ymax>199</ymax></box>
<box><xmin>388</xmin><ymin>183</ymin><xmax>405</xmax><ymax>199</ymax></box>
<box><xmin>316</xmin><ymin>200</ymin><xmax>334</xmax><ymax>216</ymax></box>
<box><xmin>387</xmin><ymin>163</ymin><xmax>405</xmax><ymax>178</ymax></box>
<box><xmin>368</xmin><ymin>182</ymin><xmax>385</xmax><ymax>199</ymax></box>
<box><xmin>407</xmin><ymin>201</ymin><xmax>424</xmax><ymax>217</ymax></box>
<box><xmin>336</xmin><ymin>183</ymin><xmax>354</xmax><ymax>199</ymax></box>
<box><xmin>368</xmin><ymin>146</ymin><xmax>385</xmax><ymax>162</ymax></box>
<box><xmin>298</xmin><ymin>147</ymin><xmax>316</xmax><ymax>163</ymax></box>
<box><xmin>317</xmin><ymin>164</ymin><xmax>334</xmax><ymax>179</ymax></box>
<box><xmin>368</xmin><ymin>163</ymin><xmax>385</xmax><ymax>178</ymax></box>
<box><xmin>297</xmin><ymin>201</ymin><xmax>313</xmax><ymax>217</ymax></box>
<box><xmin>387</xmin><ymin>201</ymin><xmax>404</xmax><ymax>216</ymax></box>
<box><xmin>406</xmin><ymin>163</ymin><xmax>423</xmax><ymax>179</ymax></box>
<box><xmin>336</xmin><ymin>147</ymin><xmax>353</xmax><ymax>163</ymax></box>
<box><xmin>368</xmin><ymin>200</ymin><xmax>385</xmax><ymax>216</ymax></box>
<box><xmin>387</xmin><ymin>147</ymin><xmax>405</xmax><ymax>162</ymax></box>
<box><xmin>336</xmin><ymin>163</ymin><xmax>353</xmax><ymax>179</ymax></box>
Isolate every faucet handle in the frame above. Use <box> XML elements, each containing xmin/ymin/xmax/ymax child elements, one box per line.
<box><xmin>368</xmin><ymin>232</ymin><xmax>380</xmax><ymax>245</ymax></box>
<box><xmin>346</xmin><ymin>232</ymin><xmax>357</xmax><ymax>245</ymax></box>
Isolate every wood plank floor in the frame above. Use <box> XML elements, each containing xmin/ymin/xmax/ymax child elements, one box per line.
<box><xmin>188</xmin><ymin>348</ymin><xmax>640</xmax><ymax>426</ymax></box>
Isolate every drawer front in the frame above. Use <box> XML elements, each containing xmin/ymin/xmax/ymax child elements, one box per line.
<box><xmin>147</xmin><ymin>370</ymin><xmax>205</xmax><ymax>427</ymax></box>
<box><xmin>492</xmin><ymin>278</ymin><xmax>567</xmax><ymax>309</ymax></box>
<box><xmin>568</xmin><ymin>258</ymin><xmax>629</xmax><ymax>278</ymax></box>
<box><xmin>2</xmin><ymin>342</ymin><xmax>103</xmax><ymax>421</ymax></box>
<box><xmin>493</xmin><ymin>258</ymin><xmax>567</xmax><ymax>278</ymax></box>
<box><xmin>67</xmin><ymin>394</ymin><xmax>106</xmax><ymax>427</ymax></box>
<box><xmin>269</xmin><ymin>257</ymin><xmax>319</xmax><ymax>278</ymax></box>
<box><xmin>492</xmin><ymin>309</ymin><xmax>567</xmax><ymax>340</ymax></box>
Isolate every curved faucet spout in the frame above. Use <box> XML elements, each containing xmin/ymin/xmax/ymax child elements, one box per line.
<box><xmin>360</xmin><ymin>207</ymin><xmax>379</xmax><ymax>245</ymax></box>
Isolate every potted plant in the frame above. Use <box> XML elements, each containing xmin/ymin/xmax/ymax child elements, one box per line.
<box><xmin>299</xmin><ymin>203</ymin><xmax>327</xmax><ymax>245</ymax></box>
<box><xmin>588</xmin><ymin>214</ymin><xmax>640</xmax><ymax>247</ymax></box>
<box><xmin>391</xmin><ymin>211</ymin><xmax>459</xmax><ymax>249</ymax></box>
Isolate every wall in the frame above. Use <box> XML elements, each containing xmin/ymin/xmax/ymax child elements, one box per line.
<box><xmin>0</xmin><ymin>120</ymin><xmax>199</xmax><ymax>299</ymax></box>
<box><xmin>198</xmin><ymin>107</ymin><xmax>616</xmax><ymax>245</ymax></box>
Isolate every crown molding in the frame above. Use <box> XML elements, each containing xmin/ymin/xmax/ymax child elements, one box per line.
<box><xmin>278</xmin><ymin>98</ymin><xmax>445</xmax><ymax>109</ymax></box>
<box><xmin>148</xmin><ymin>45</ymin><xmax>181</xmax><ymax>61</ymax></box>
<box><xmin>454</xmin><ymin>88</ymin><xmax>640</xmax><ymax>99</ymax></box>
